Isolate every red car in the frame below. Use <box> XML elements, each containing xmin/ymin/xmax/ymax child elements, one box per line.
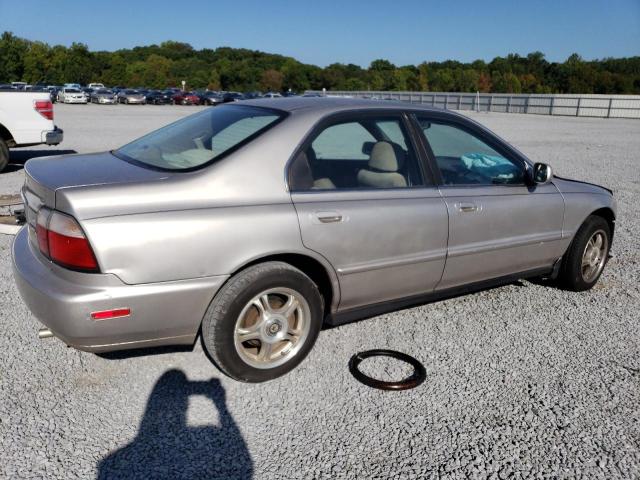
<box><xmin>171</xmin><ymin>91</ymin><xmax>201</xmax><ymax>105</ymax></box>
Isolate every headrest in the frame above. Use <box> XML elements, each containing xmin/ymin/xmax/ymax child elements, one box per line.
<box><xmin>369</xmin><ymin>141</ymin><xmax>402</xmax><ymax>172</ymax></box>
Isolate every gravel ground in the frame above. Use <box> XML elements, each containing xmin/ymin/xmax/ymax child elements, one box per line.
<box><xmin>1</xmin><ymin>104</ymin><xmax>639</xmax><ymax>479</ymax></box>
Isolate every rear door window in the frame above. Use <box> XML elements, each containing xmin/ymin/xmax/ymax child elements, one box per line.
<box><xmin>311</xmin><ymin>122</ymin><xmax>374</xmax><ymax>161</ymax></box>
<box><xmin>290</xmin><ymin>115</ymin><xmax>426</xmax><ymax>190</ymax></box>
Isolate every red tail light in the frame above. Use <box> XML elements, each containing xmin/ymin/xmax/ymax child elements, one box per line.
<box><xmin>34</xmin><ymin>100</ymin><xmax>54</xmax><ymax>120</ymax></box>
<box><xmin>35</xmin><ymin>209</ymin><xmax>99</xmax><ymax>272</ymax></box>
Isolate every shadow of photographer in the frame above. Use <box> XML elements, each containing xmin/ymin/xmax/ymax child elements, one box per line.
<box><xmin>97</xmin><ymin>369</ymin><xmax>253</xmax><ymax>480</ymax></box>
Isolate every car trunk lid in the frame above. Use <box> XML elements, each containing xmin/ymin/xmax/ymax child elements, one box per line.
<box><xmin>23</xmin><ymin>151</ymin><xmax>169</xmax><ymax>211</ymax></box>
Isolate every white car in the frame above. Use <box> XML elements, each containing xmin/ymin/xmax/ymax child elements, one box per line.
<box><xmin>0</xmin><ymin>90</ymin><xmax>63</xmax><ymax>171</ymax></box>
<box><xmin>88</xmin><ymin>83</ymin><xmax>105</xmax><ymax>89</ymax></box>
<box><xmin>57</xmin><ymin>88</ymin><xmax>87</xmax><ymax>104</ymax></box>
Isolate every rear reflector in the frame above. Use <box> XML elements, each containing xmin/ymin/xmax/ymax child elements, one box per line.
<box><xmin>91</xmin><ymin>308</ymin><xmax>131</xmax><ymax>321</ymax></box>
<box><xmin>34</xmin><ymin>100</ymin><xmax>54</xmax><ymax>120</ymax></box>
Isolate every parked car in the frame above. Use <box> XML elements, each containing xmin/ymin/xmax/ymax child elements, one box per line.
<box><xmin>47</xmin><ymin>86</ymin><xmax>61</xmax><ymax>103</ymax></box>
<box><xmin>222</xmin><ymin>92</ymin><xmax>245</xmax><ymax>102</ymax></box>
<box><xmin>262</xmin><ymin>92</ymin><xmax>282</xmax><ymax>98</ymax></box>
<box><xmin>88</xmin><ymin>83</ymin><xmax>105</xmax><ymax>89</ymax></box>
<box><xmin>117</xmin><ymin>89</ymin><xmax>146</xmax><ymax>104</ymax></box>
<box><xmin>57</xmin><ymin>87</ymin><xmax>87</xmax><ymax>104</ymax></box>
<box><xmin>171</xmin><ymin>91</ymin><xmax>200</xmax><ymax>105</ymax></box>
<box><xmin>0</xmin><ymin>90</ymin><xmax>63</xmax><ymax>171</ymax></box>
<box><xmin>91</xmin><ymin>89</ymin><xmax>117</xmax><ymax>104</ymax></box>
<box><xmin>82</xmin><ymin>87</ymin><xmax>95</xmax><ymax>100</ymax></box>
<box><xmin>13</xmin><ymin>98</ymin><xmax>616</xmax><ymax>383</ymax></box>
<box><xmin>198</xmin><ymin>91</ymin><xmax>225</xmax><ymax>106</ymax></box>
<box><xmin>145</xmin><ymin>90</ymin><xmax>173</xmax><ymax>105</ymax></box>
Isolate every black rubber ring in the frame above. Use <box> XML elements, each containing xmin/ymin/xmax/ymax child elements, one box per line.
<box><xmin>348</xmin><ymin>349</ymin><xmax>426</xmax><ymax>391</ymax></box>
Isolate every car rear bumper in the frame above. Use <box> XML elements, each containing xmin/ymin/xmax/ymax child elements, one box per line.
<box><xmin>44</xmin><ymin>126</ymin><xmax>63</xmax><ymax>145</ymax></box>
<box><xmin>12</xmin><ymin>227</ymin><xmax>227</xmax><ymax>352</ymax></box>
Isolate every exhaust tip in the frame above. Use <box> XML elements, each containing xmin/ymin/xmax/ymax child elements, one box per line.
<box><xmin>38</xmin><ymin>327</ymin><xmax>54</xmax><ymax>339</ymax></box>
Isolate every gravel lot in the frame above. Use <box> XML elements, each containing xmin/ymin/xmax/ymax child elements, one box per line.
<box><xmin>1</xmin><ymin>104</ymin><xmax>639</xmax><ymax>479</ymax></box>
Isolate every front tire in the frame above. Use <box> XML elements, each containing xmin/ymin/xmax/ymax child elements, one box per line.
<box><xmin>558</xmin><ymin>215</ymin><xmax>611</xmax><ymax>291</ymax></box>
<box><xmin>201</xmin><ymin>262</ymin><xmax>323</xmax><ymax>382</ymax></box>
<box><xmin>0</xmin><ymin>138</ymin><xmax>9</xmax><ymax>172</ymax></box>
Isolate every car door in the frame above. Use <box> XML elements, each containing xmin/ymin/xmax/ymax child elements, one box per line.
<box><xmin>412</xmin><ymin>114</ymin><xmax>566</xmax><ymax>290</ymax></box>
<box><xmin>289</xmin><ymin>111</ymin><xmax>449</xmax><ymax>311</ymax></box>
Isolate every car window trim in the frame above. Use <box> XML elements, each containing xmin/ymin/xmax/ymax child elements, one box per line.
<box><xmin>286</xmin><ymin>109</ymin><xmax>435</xmax><ymax>193</ymax></box>
<box><xmin>408</xmin><ymin>112</ymin><xmax>532</xmax><ymax>188</ymax></box>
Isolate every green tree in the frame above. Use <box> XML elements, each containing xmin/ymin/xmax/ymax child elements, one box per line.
<box><xmin>23</xmin><ymin>41</ymin><xmax>51</xmax><ymax>83</ymax></box>
<box><xmin>63</xmin><ymin>42</ymin><xmax>93</xmax><ymax>84</ymax></box>
<box><xmin>0</xmin><ymin>32</ymin><xmax>28</xmax><ymax>81</ymax></box>
<box><xmin>281</xmin><ymin>59</ymin><xmax>309</xmax><ymax>92</ymax></box>
<box><xmin>1</xmin><ymin>31</ymin><xmax>638</xmax><ymax>95</ymax></box>
<box><xmin>417</xmin><ymin>62</ymin><xmax>429</xmax><ymax>90</ymax></box>
<box><xmin>260</xmin><ymin>69</ymin><xmax>283</xmax><ymax>91</ymax></box>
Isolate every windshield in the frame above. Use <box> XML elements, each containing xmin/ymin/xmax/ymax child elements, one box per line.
<box><xmin>115</xmin><ymin>105</ymin><xmax>285</xmax><ymax>171</ymax></box>
<box><xmin>65</xmin><ymin>88</ymin><xmax>81</xmax><ymax>93</ymax></box>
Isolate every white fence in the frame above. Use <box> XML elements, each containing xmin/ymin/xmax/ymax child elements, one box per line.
<box><xmin>306</xmin><ymin>91</ymin><xmax>640</xmax><ymax>119</ymax></box>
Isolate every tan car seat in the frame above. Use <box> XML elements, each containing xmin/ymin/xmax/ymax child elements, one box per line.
<box><xmin>357</xmin><ymin>141</ymin><xmax>407</xmax><ymax>188</ymax></box>
<box><xmin>290</xmin><ymin>151</ymin><xmax>336</xmax><ymax>190</ymax></box>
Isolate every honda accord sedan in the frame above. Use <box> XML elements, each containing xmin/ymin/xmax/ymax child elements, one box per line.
<box><xmin>12</xmin><ymin>98</ymin><xmax>616</xmax><ymax>382</ymax></box>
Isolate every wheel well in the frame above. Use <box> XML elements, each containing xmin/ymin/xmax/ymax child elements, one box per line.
<box><xmin>238</xmin><ymin>254</ymin><xmax>335</xmax><ymax>317</ymax></box>
<box><xmin>0</xmin><ymin>123</ymin><xmax>15</xmax><ymax>146</ymax></box>
<box><xmin>591</xmin><ymin>207</ymin><xmax>616</xmax><ymax>240</ymax></box>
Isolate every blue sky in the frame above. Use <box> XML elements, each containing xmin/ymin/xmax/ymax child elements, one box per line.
<box><xmin>1</xmin><ymin>0</ymin><xmax>638</xmax><ymax>66</ymax></box>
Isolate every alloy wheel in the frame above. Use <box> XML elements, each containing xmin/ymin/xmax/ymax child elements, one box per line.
<box><xmin>581</xmin><ymin>229</ymin><xmax>608</xmax><ymax>283</ymax></box>
<box><xmin>234</xmin><ymin>288</ymin><xmax>311</xmax><ymax>369</ymax></box>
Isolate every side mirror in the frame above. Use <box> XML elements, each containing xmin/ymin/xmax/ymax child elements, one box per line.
<box><xmin>533</xmin><ymin>162</ymin><xmax>553</xmax><ymax>185</ymax></box>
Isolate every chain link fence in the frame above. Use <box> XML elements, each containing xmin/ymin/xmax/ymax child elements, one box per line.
<box><xmin>306</xmin><ymin>91</ymin><xmax>640</xmax><ymax>119</ymax></box>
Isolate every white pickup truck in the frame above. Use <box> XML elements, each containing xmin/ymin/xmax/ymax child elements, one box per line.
<box><xmin>0</xmin><ymin>90</ymin><xmax>64</xmax><ymax>172</ymax></box>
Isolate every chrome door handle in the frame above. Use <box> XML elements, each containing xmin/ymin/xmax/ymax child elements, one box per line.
<box><xmin>314</xmin><ymin>211</ymin><xmax>343</xmax><ymax>223</ymax></box>
<box><xmin>317</xmin><ymin>214</ymin><xmax>343</xmax><ymax>223</ymax></box>
<box><xmin>457</xmin><ymin>202</ymin><xmax>479</xmax><ymax>213</ymax></box>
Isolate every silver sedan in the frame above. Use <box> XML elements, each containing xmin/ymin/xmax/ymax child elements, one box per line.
<box><xmin>12</xmin><ymin>98</ymin><xmax>616</xmax><ymax>382</ymax></box>
<box><xmin>116</xmin><ymin>89</ymin><xmax>146</xmax><ymax>104</ymax></box>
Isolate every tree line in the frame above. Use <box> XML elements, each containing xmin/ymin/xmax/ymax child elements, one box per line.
<box><xmin>1</xmin><ymin>31</ymin><xmax>639</xmax><ymax>94</ymax></box>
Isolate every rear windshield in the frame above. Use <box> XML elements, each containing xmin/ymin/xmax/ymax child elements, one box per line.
<box><xmin>114</xmin><ymin>105</ymin><xmax>285</xmax><ymax>171</ymax></box>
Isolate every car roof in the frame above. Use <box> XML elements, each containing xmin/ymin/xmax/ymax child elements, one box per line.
<box><xmin>239</xmin><ymin>96</ymin><xmax>445</xmax><ymax>114</ymax></box>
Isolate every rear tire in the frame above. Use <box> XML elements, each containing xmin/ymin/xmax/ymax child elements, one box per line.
<box><xmin>0</xmin><ymin>138</ymin><xmax>9</xmax><ymax>172</ymax></box>
<box><xmin>558</xmin><ymin>215</ymin><xmax>611</xmax><ymax>291</ymax></box>
<box><xmin>201</xmin><ymin>261</ymin><xmax>323</xmax><ymax>383</ymax></box>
